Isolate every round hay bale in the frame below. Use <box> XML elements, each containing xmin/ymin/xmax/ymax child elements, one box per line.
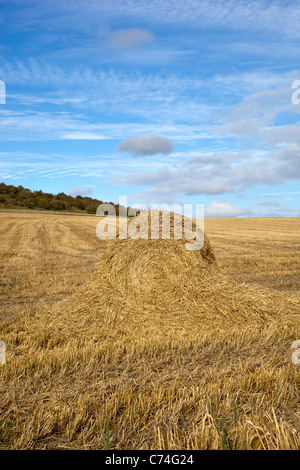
<box><xmin>50</xmin><ymin>209</ymin><xmax>284</xmax><ymax>336</ymax></box>
<box><xmin>97</xmin><ymin>209</ymin><xmax>217</xmax><ymax>301</ymax></box>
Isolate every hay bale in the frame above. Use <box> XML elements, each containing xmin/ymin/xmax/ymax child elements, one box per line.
<box><xmin>66</xmin><ymin>209</ymin><xmax>235</xmax><ymax>331</ymax></box>
<box><xmin>55</xmin><ymin>209</ymin><xmax>281</xmax><ymax>337</ymax></box>
<box><xmin>97</xmin><ymin>209</ymin><xmax>216</xmax><ymax>299</ymax></box>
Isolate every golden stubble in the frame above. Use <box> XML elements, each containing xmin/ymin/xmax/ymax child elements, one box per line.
<box><xmin>0</xmin><ymin>211</ymin><xmax>299</xmax><ymax>450</ymax></box>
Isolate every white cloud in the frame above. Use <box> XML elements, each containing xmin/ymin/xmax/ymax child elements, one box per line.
<box><xmin>213</xmin><ymin>84</ymin><xmax>300</xmax><ymax>145</ymax></box>
<box><xmin>116</xmin><ymin>134</ymin><xmax>174</xmax><ymax>156</ymax></box>
<box><xmin>68</xmin><ymin>185</ymin><xmax>93</xmax><ymax>197</ymax></box>
<box><xmin>105</xmin><ymin>28</ymin><xmax>154</xmax><ymax>49</ymax></box>
<box><xmin>260</xmin><ymin>191</ymin><xmax>300</xmax><ymax>197</ymax></box>
<box><xmin>113</xmin><ymin>143</ymin><xmax>300</xmax><ymax>201</ymax></box>
<box><xmin>205</xmin><ymin>200</ymin><xmax>252</xmax><ymax>218</ymax></box>
<box><xmin>61</xmin><ymin>132</ymin><xmax>106</xmax><ymax>140</ymax></box>
<box><xmin>248</xmin><ymin>199</ymin><xmax>300</xmax><ymax>217</ymax></box>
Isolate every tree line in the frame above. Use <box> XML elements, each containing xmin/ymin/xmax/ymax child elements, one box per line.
<box><xmin>0</xmin><ymin>182</ymin><xmax>130</xmax><ymax>215</ymax></box>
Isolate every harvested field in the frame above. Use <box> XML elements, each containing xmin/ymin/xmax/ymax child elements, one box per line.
<box><xmin>0</xmin><ymin>211</ymin><xmax>299</xmax><ymax>450</ymax></box>
<box><xmin>0</xmin><ymin>212</ymin><xmax>107</xmax><ymax>323</ymax></box>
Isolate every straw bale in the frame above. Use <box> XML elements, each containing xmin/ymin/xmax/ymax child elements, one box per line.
<box><xmin>61</xmin><ymin>209</ymin><xmax>287</xmax><ymax>336</ymax></box>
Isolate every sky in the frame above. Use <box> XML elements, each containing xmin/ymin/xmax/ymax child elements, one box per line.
<box><xmin>0</xmin><ymin>0</ymin><xmax>299</xmax><ymax>217</ymax></box>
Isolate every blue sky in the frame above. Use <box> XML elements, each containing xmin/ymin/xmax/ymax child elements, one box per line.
<box><xmin>0</xmin><ymin>0</ymin><xmax>299</xmax><ymax>217</ymax></box>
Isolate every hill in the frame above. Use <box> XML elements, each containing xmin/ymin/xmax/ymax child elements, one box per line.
<box><xmin>0</xmin><ymin>182</ymin><xmax>127</xmax><ymax>215</ymax></box>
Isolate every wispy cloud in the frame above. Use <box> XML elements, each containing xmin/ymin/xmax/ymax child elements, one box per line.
<box><xmin>7</xmin><ymin>0</ymin><xmax>300</xmax><ymax>38</ymax></box>
<box><xmin>61</xmin><ymin>132</ymin><xmax>107</xmax><ymax>140</ymax></box>
<box><xmin>0</xmin><ymin>106</ymin><xmax>214</xmax><ymax>142</ymax></box>
<box><xmin>1</xmin><ymin>62</ymin><xmax>298</xmax><ymax>147</ymax></box>
<box><xmin>0</xmin><ymin>0</ymin><xmax>299</xmax><ymax>216</ymax></box>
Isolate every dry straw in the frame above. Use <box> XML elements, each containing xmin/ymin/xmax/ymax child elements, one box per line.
<box><xmin>0</xmin><ymin>209</ymin><xmax>299</xmax><ymax>450</ymax></box>
<box><xmin>68</xmin><ymin>209</ymin><xmax>291</xmax><ymax>335</ymax></box>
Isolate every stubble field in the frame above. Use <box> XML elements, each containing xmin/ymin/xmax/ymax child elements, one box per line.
<box><xmin>0</xmin><ymin>211</ymin><xmax>299</xmax><ymax>450</ymax></box>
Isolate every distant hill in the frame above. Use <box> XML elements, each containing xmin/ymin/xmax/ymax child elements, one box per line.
<box><xmin>0</xmin><ymin>182</ymin><xmax>131</xmax><ymax>215</ymax></box>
